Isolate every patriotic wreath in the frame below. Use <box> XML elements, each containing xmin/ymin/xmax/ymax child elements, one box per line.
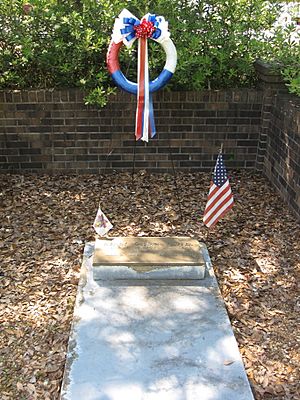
<box><xmin>106</xmin><ymin>9</ymin><xmax>177</xmax><ymax>142</ymax></box>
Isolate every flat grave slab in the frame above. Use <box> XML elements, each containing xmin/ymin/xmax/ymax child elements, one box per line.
<box><xmin>60</xmin><ymin>241</ymin><xmax>254</xmax><ymax>400</ymax></box>
<box><xmin>93</xmin><ymin>237</ymin><xmax>206</xmax><ymax>280</ymax></box>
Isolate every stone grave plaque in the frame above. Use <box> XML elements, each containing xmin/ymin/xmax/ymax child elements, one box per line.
<box><xmin>60</xmin><ymin>242</ymin><xmax>255</xmax><ymax>400</ymax></box>
<box><xmin>93</xmin><ymin>237</ymin><xmax>206</xmax><ymax>279</ymax></box>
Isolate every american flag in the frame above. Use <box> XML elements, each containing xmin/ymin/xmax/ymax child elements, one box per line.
<box><xmin>203</xmin><ymin>153</ymin><xmax>234</xmax><ymax>228</ymax></box>
<box><xmin>93</xmin><ymin>206</ymin><xmax>113</xmax><ymax>236</ymax></box>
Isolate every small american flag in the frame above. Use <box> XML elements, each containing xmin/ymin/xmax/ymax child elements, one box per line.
<box><xmin>203</xmin><ymin>153</ymin><xmax>234</xmax><ymax>228</ymax></box>
<box><xmin>93</xmin><ymin>206</ymin><xmax>113</xmax><ymax>236</ymax></box>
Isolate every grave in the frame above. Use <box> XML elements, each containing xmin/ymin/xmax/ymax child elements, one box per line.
<box><xmin>60</xmin><ymin>238</ymin><xmax>254</xmax><ymax>400</ymax></box>
<box><xmin>93</xmin><ymin>237</ymin><xmax>206</xmax><ymax>279</ymax></box>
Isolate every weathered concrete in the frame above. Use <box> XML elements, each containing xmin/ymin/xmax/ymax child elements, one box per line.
<box><xmin>60</xmin><ymin>242</ymin><xmax>254</xmax><ymax>400</ymax></box>
<box><xmin>93</xmin><ymin>264</ymin><xmax>206</xmax><ymax>280</ymax></box>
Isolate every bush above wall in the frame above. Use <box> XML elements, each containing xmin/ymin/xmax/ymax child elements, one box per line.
<box><xmin>0</xmin><ymin>0</ymin><xmax>299</xmax><ymax>105</ymax></box>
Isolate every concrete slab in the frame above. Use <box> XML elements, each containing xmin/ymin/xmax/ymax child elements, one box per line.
<box><xmin>93</xmin><ymin>264</ymin><xmax>206</xmax><ymax>280</ymax></box>
<box><xmin>60</xmin><ymin>243</ymin><xmax>254</xmax><ymax>400</ymax></box>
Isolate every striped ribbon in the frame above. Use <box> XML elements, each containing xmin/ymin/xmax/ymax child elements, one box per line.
<box><xmin>135</xmin><ymin>36</ymin><xmax>156</xmax><ymax>142</ymax></box>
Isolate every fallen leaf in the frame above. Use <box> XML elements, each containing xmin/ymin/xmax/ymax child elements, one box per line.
<box><xmin>0</xmin><ymin>171</ymin><xmax>299</xmax><ymax>400</ymax></box>
<box><xmin>224</xmin><ymin>360</ymin><xmax>235</xmax><ymax>366</ymax></box>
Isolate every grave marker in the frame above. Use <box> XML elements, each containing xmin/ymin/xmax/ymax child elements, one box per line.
<box><xmin>93</xmin><ymin>237</ymin><xmax>206</xmax><ymax>279</ymax></box>
<box><xmin>60</xmin><ymin>240</ymin><xmax>254</xmax><ymax>400</ymax></box>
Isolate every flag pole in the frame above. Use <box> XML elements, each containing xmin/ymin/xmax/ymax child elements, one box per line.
<box><xmin>219</xmin><ymin>142</ymin><xmax>224</xmax><ymax>154</ymax></box>
<box><xmin>93</xmin><ymin>135</ymin><xmax>114</xmax><ymax>238</ymax></box>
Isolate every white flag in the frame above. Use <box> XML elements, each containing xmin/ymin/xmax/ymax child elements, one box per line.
<box><xmin>93</xmin><ymin>206</ymin><xmax>113</xmax><ymax>236</ymax></box>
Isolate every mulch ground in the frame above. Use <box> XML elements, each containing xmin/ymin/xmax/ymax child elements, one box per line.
<box><xmin>0</xmin><ymin>171</ymin><xmax>299</xmax><ymax>400</ymax></box>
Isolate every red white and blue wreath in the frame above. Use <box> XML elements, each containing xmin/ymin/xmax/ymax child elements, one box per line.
<box><xmin>93</xmin><ymin>10</ymin><xmax>176</xmax><ymax>236</ymax></box>
<box><xmin>107</xmin><ymin>9</ymin><xmax>177</xmax><ymax>142</ymax></box>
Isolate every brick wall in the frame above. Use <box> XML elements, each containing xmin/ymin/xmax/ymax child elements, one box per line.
<box><xmin>254</xmin><ymin>61</ymin><xmax>300</xmax><ymax>219</ymax></box>
<box><xmin>1</xmin><ymin>85</ymin><xmax>299</xmax><ymax>219</ymax></box>
<box><xmin>263</xmin><ymin>95</ymin><xmax>300</xmax><ymax>218</ymax></box>
<box><xmin>255</xmin><ymin>60</ymin><xmax>289</xmax><ymax>171</ymax></box>
<box><xmin>0</xmin><ymin>89</ymin><xmax>262</xmax><ymax>173</ymax></box>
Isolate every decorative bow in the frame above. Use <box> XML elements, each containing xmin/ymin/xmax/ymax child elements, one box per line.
<box><xmin>112</xmin><ymin>9</ymin><xmax>170</xmax><ymax>47</ymax></box>
<box><xmin>111</xmin><ymin>9</ymin><xmax>170</xmax><ymax>142</ymax></box>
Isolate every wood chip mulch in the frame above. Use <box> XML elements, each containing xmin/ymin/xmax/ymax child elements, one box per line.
<box><xmin>0</xmin><ymin>171</ymin><xmax>299</xmax><ymax>400</ymax></box>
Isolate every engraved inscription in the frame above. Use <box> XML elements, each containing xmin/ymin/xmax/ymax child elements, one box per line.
<box><xmin>93</xmin><ymin>237</ymin><xmax>205</xmax><ymax>267</ymax></box>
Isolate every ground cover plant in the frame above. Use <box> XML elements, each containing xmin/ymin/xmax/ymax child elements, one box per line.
<box><xmin>0</xmin><ymin>0</ymin><xmax>299</xmax><ymax>103</ymax></box>
<box><xmin>0</xmin><ymin>171</ymin><xmax>299</xmax><ymax>399</ymax></box>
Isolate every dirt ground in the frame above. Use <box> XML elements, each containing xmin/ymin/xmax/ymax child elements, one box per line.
<box><xmin>0</xmin><ymin>171</ymin><xmax>299</xmax><ymax>400</ymax></box>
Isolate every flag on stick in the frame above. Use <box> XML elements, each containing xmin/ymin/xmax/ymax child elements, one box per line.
<box><xmin>93</xmin><ymin>206</ymin><xmax>113</xmax><ymax>236</ymax></box>
<box><xmin>203</xmin><ymin>152</ymin><xmax>234</xmax><ymax>228</ymax></box>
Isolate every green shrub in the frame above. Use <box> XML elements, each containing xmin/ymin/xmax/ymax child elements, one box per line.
<box><xmin>269</xmin><ymin>24</ymin><xmax>300</xmax><ymax>96</ymax></box>
<box><xmin>0</xmin><ymin>0</ymin><xmax>119</xmax><ymax>103</ymax></box>
<box><xmin>0</xmin><ymin>0</ymin><xmax>299</xmax><ymax>105</ymax></box>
